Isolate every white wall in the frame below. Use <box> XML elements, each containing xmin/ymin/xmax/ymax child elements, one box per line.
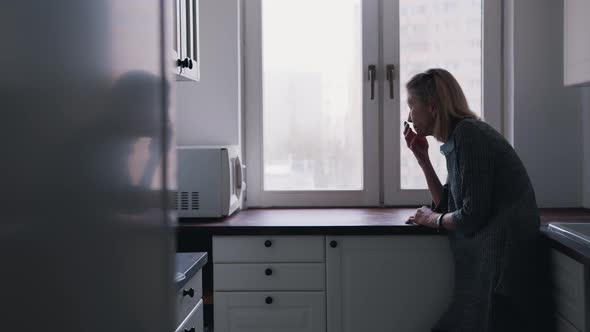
<box><xmin>510</xmin><ymin>0</ymin><xmax>582</xmax><ymax>207</ymax></box>
<box><xmin>176</xmin><ymin>0</ymin><xmax>240</xmax><ymax>146</ymax></box>
<box><xmin>583</xmin><ymin>87</ymin><xmax>590</xmax><ymax>208</ymax></box>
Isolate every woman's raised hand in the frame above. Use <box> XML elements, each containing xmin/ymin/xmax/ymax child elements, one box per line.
<box><xmin>403</xmin><ymin>121</ymin><xmax>429</xmax><ymax>164</ymax></box>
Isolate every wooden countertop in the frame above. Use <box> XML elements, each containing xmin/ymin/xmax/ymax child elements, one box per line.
<box><xmin>178</xmin><ymin>208</ymin><xmax>590</xmax><ymax>264</ymax></box>
<box><xmin>178</xmin><ymin>208</ymin><xmax>438</xmax><ymax>235</ymax></box>
<box><xmin>178</xmin><ymin>207</ymin><xmax>590</xmax><ymax>235</ymax></box>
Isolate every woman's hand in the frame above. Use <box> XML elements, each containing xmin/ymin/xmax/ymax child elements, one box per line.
<box><xmin>403</xmin><ymin>121</ymin><xmax>429</xmax><ymax>165</ymax></box>
<box><xmin>406</xmin><ymin>206</ymin><xmax>438</xmax><ymax>228</ymax></box>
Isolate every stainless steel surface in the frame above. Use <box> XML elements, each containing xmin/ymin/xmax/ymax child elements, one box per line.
<box><xmin>548</xmin><ymin>222</ymin><xmax>590</xmax><ymax>246</ymax></box>
<box><xmin>1</xmin><ymin>1</ymin><xmax>176</xmax><ymax>331</ymax></box>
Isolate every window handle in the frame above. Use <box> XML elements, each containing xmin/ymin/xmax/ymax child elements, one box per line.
<box><xmin>368</xmin><ymin>65</ymin><xmax>376</xmax><ymax>100</ymax></box>
<box><xmin>386</xmin><ymin>64</ymin><xmax>395</xmax><ymax>100</ymax></box>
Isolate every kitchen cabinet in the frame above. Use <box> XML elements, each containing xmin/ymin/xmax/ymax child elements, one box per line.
<box><xmin>551</xmin><ymin>249</ymin><xmax>589</xmax><ymax>332</ymax></box>
<box><xmin>212</xmin><ymin>234</ymin><xmax>453</xmax><ymax>332</ymax></box>
<box><xmin>176</xmin><ymin>252</ymin><xmax>208</xmax><ymax>332</ymax></box>
<box><xmin>213</xmin><ymin>235</ymin><xmax>326</xmax><ymax>332</ymax></box>
<box><xmin>326</xmin><ymin>235</ymin><xmax>454</xmax><ymax>332</ymax></box>
<box><xmin>172</xmin><ymin>0</ymin><xmax>200</xmax><ymax>81</ymax></box>
<box><xmin>215</xmin><ymin>292</ymin><xmax>325</xmax><ymax>332</ymax></box>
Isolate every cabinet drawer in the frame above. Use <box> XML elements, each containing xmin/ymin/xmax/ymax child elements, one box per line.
<box><xmin>176</xmin><ymin>299</ymin><xmax>204</xmax><ymax>332</ymax></box>
<box><xmin>214</xmin><ymin>291</ymin><xmax>325</xmax><ymax>332</ymax></box>
<box><xmin>176</xmin><ymin>270</ymin><xmax>203</xmax><ymax>327</ymax></box>
<box><xmin>551</xmin><ymin>250</ymin><xmax>587</xmax><ymax>331</ymax></box>
<box><xmin>214</xmin><ymin>263</ymin><xmax>325</xmax><ymax>291</ymax></box>
<box><xmin>213</xmin><ymin>236</ymin><xmax>325</xmax><ymax>263</ymax></box>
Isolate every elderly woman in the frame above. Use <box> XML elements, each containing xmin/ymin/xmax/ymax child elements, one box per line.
<box><xmin>404</xmin><ymin>68</ymin><xmax>548</xmax><ymax>332</ymax></box>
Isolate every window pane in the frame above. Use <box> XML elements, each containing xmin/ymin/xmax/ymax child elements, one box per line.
<box><xmin>399</xmin><ymin>0</ymin><xmax>482</xmax><ymax>190</ymax></box>
<box><xmin>262</xmin><ymin>0</ymin><xmax>363</xmax><ymax>191</ymax></box>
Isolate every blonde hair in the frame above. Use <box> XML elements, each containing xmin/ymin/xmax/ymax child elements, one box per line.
<box><xmin>406</xmin><ymin>68</ymin><xmax>479</xmax><ymax>142</ymax></box>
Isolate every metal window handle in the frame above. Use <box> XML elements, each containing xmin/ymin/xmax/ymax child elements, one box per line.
<box><xmin>386</xmin><ymin>64</ymin><xmax>395</xmax><ymax>99</ymax></box>
<box><xmin>368</xmin><ymin>65</ymin><xmax>376</xmax><ymax>100</ymax></box>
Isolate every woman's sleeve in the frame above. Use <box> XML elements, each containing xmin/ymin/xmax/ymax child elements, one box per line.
<box><xmin>451</xmin><ymin>125</ymin><xmax>494</xmax><ymax>236</ymax></box>
<box><xmin>431</xmin><ymin>184</ymin><xmax>449</xmax><ymax>213</ymax></box>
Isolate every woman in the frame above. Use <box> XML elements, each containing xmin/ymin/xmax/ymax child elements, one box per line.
<box><xmin>404</xmin><ymin>69</ymin><xmax>550</xmax><ymax>332</ymax></box>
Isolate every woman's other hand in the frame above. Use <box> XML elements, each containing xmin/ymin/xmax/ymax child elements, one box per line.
<box><xmin>406</xmin><ymin>206</ymin><xmax>438</xmax><ymax>228</ymax></box>
<box><xmin>403</xmin><ymin>120</ymin><xmax>429</xmax><ymax>165</ymax></box>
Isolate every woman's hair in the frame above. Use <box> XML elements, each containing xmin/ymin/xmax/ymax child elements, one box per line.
<box><xmin>406</xmin><ymin>68</ymin><xmax>479</xmax><ymax>142</ymax></box>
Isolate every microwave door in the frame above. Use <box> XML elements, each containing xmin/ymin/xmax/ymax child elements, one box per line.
<box><xmin>227</xmin><ymin>156</ymin><xmax>243</xmax><ymax>216</ymax></box>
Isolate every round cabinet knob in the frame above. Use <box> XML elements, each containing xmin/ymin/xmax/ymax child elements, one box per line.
<box><xmin>265</xmin><ymin>296</ymin><xmax>273</xmax><ymax>304</ymax></box>
<box><xmin>264</xmin><ymin>240</ymin><xmax>272</xmax><ymax>248</ymax></box>
<box><xmin>265</xmin><ymin>268</ymin><xmax>273</xmax><ymax>276</ymax></box>
<box><xmin>330</xmin><ymin>240</ymin><xmax>338</xmax><ymax>248</ymax></box>
<box><xmin>188</xmin><ymin>59</ymin><xmax>194</xmax><ymax>69</ymax></box>
<box><xmin>182</xmin><ymin>288</ymin><xmax>195</xmax><ymax>297</ymax></box>
<box><xmin>184</xmin><ymin>328</ymin><xmax>195</xmax><ymax>332</ymax></box>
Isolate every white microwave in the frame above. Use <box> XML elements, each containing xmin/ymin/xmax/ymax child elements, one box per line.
<box><xmin>175</xmin><ymin>146</ymin><xmax>245</xmax><ymax>218</ymax></box>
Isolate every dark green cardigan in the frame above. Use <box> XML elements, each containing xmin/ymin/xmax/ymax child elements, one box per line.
<box><xmin>431</xmin><ymin>118</ymin><xmax>548</xmax><ymax>332</ymax></box>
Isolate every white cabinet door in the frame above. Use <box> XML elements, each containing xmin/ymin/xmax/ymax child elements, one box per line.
<box><xmin>551</xmin><ymin>249</ymin><xmax>588</xmax><ymax>332</ymax></box>
<box><xmin>170</xmin><ymin>0</ymin><xmax>183</xmax><ymax>75</ymax></box>
<box><xmin>557</xmin><ymin>313</ymin><xmax>582</xmax><ymax>332</ymax></box>
<box><xmin>326</xmin><ymin>235</ymin><xmax>454</xmax><ymax>332</ymax></box>
<box><xmin>177</xmin><ymin>0</ymin><xmax>200</xmax><ymax>81</ymax></box>
<box><xmin>564</xmin><ymin>0</ymin><xmax>590</xmax><ymax>86</ymax></box>
<box><xmin>214</xmin><ymin>292</ymin><xmax>325</xmax><ymax>332</ymax></box>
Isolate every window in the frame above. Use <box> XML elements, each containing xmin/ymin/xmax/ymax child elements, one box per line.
<box><xmin>262</xmin><ymin>0</ymin><xmax>364</xmax><ymax>191</ymax></box>
<box><xmin>398</xmin><ymin>0</ymin><xmax>483</xmax><ymax>190</ymax></box>
<box><xmin>244</xmin><ymin>0</ymin><xmax>501</xmax><ymax>207</ymax></box>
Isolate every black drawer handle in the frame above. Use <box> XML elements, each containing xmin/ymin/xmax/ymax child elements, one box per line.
<box><xmin>265</xmin><ymin>296</ymin><xmax>273</xmax><ymax>304</ymax></box>
<box><xmin>265</xmin><ymin>268</ymin><xmax>273</xmax><ymax>276</ymax></box>
<box><xmin>182</xmin><ymin>288</ymin><xmax>195</xmax><ymax>298</ymax></box>
<box><xmin>330</xmin><ymin>240</ymin><xmax>338</xmax><ymax>248</ymax></box>
<box><xmin>264</xmin><ymin>240</ymin><xmax>272</xmax><ymax>248</ymax></box>
<box><xmin>184</xmin><ymin>328</ymin><xmax>195</xmax><ymax>332</ymax></box>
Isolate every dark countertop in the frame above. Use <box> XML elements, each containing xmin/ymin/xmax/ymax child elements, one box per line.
<box><xmin>178</xmin><ymin>208</ymin><xmax>441</xmax><ymax>235</ymax></box>
<box><xmin>175</xmin><ymin>252</ymin><xmax>207</xmax><ymax>290</ymax></box>
<box><xmin>177</xmin><ymin>207</ymin><xmax>590</xmax><ymax>263</ymax></box>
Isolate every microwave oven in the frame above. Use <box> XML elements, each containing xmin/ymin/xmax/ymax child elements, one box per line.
<box><xmin>175</xmin><ymin>146</ymin><xmax>245</xmax><ymax>218</ymax></box>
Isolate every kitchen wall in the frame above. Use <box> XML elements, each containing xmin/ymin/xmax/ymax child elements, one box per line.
<box><xmin>179</xmin><ymin>0</ymin><xmax>588</xmax><ymax>208</ymax></box>
<box><xmin>509</xmin><ymin>0</ymin><xmax>583</xmax><ymax>207</ymax></box>
<box><xmin>583</xmin><ymin>87</ymin><xmax>590</xmax><ymax>208</ymax></box>
<box><xmin>176</xmin><ymin>0</ymin><xmax>241</xmax><ymax>146</ymax></box>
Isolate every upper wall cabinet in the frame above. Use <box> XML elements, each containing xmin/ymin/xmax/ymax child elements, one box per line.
<box><xmin>173</xmin><ymin>0</ymin><xmax>200</xmax><ymax>81</ymax></box>
<box><xmin>564</xmin><ymin>0</ymin><xmax>590</xmax><ymax>86</ymax></box>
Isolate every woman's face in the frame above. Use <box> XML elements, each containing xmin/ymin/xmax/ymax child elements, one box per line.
<box><xmin>407</xmin><ymin>93</ymin><xmax>435</xmax><ymax>136</ymax></box>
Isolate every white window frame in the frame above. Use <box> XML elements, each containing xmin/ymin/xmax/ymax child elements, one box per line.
<box><xmin>243</xmin><ymin>0</ymin><xmax>503</xmax><ymax>207</ymax></box>
<box><xmin>383</xmin><ymin>0</ymin><xmax>503</xmax><ymax>205</ymax></box>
